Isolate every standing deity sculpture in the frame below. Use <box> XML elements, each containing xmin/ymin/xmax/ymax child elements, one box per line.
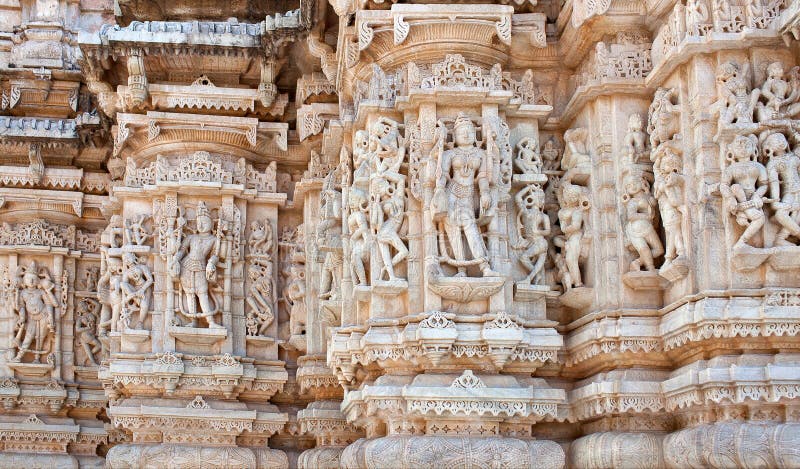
<box><xmin>318</xmin><ymin>174</ymin><xmax>344</xmax><ymax>300</ymax></box>
<box><xmin>622</xmin><ymin>174</ymin><xmax>664</xmax><ymax>272</ymax></box>
<box><xmin>557</xmin><ymin>182</ymin><xmax>590</xmax><ymax>289</ymax></box>
<box><xmin>286</xmin><ymin>262</ymin><xmax>306</xmax><ymax>337</ymax></box>
<box><xmin>430</xmin><ymin>114</ymin><xmax>500</xmax><ymax>277</ymax></box>
<box><xmin>169</xmin><ymin>202</ymin><xmax>224</xmax><ymax>328</ymax></box>
<box><xmin>764</xmin><ymin>132</ymin><xmax>800</xmax><ymax>246</ymax></box>
<box><xmin>514</xmin><ymin>183</ymin><xmax>550</xmax><ymax>285</ymax></box>
<box><xmin>10</xmin><ymin>263</ymin><xmax>57</xmax><ymax>363</ymax></box>
<box><xmin>653</xmin><ymin>145</ymin><xmax>687</xmax><ymax>268</ymax></box>
<box><xmin>623</xmin><ymin>113</ymin><xmax>649</xmax><ymax>164</ymax></box>
<box><xmin>98</xmin><ymin>256</ymin><xmax>123</xmax><ymax>336</ymax></box>
<box><xmin>120</xmin><ymin>252</ymin><xmax>153</xmax><ymax>330</ymax></box>
<box><xmin>75</xmin><ymin>298</ymin><xmax>102</xmax><ymax>366</ymax></box>
<box><xmin>720</xmin><ymin>134</ymin><xmax>769</xmax><ymax>249</ymax></box>
<box><xmin>348</xmin><ymin>189</ymin><xmax>371</xmax><ymax>286</ymax></box>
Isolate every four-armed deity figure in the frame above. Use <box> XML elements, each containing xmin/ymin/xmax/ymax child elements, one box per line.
<box><xmin>169</xmin><ymin>202</ymin><xmax>224</xmax><ymax>328</ymax></box>
<box><xmin>431</xmin><ymin>113</ymin><xmax>500</xmax><ymax>277</ymax></box>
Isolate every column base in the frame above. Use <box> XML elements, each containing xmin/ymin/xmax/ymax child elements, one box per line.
<box><xmin>0</xmin><ymin>453</ymin><xmax>78</xmax><ymax>469</ymax></box>
<box><xmin>340</xmin><ymin>436</ymin><xmax>565</xmax><ymax>469</ymax></box>
<box><xmin>298</xmin><ymin>446</ymin><xmax>346</xmax><ymax>469</ymax></box>
<box><xmin>106</xmin><ymin>444</ymin><xmax>287</xmax><ymax>469</ymax></box>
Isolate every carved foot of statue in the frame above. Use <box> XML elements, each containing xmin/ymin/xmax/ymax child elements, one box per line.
<box><xmin>208</xmin><ymin>320</ymin><xmax>225</xmax><ymax>329</ymax></box>
<box><xmin>482</xmin><ymin>267</ymin><xmax>501</xmax><ymax>277</ymax></box>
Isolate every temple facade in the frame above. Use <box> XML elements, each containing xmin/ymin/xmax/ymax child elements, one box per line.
<box><xmin>0</xmin><ymin>0</ymin><xmax>798</xmax><ymax>467</ymax></box>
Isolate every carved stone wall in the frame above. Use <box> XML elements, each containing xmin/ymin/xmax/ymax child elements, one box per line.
<box><xmin>0</xmin><ymin>0</ymin><xmax>798</xmax><ymax>468</ymax></box>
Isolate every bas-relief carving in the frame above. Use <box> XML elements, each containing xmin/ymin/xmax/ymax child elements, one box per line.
<box><xmin>10</xmin><ymin>262</ymin><xmax>58</xmax><ymax>364</ymax></box>
<box><xmin>1</xmin><ymin>0</ymin><xmax>799</xmax><ymax>466</ymax></box>
<box><xmin>430</xmin><ymin>114</ymin><xmax>500</xmax><ymax>279</ymax></box>
<box><xmin>169</xmin><ymin>202</ymin><xmax>225</xmax><ymax>329</ymax></box>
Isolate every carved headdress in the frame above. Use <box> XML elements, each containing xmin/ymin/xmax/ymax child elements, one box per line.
<box><xmin>453</xmin><ymin>113</ymin><xmax>475</xmax><ymax>132</ymax></box>
<box><xmin>196</xmin><ymin>202</ymin><xmax>212</xmax><ymax>223</ymax></box>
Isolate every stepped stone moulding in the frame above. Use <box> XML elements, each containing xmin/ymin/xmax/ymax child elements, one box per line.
<box><xmin>0</xmin><ymin>0</ymin><xmax>797</xmax><ymax>467</ymax></box>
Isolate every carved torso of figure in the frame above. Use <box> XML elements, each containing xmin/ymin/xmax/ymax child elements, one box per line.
<box><xmin>445</xmin><ymin>146</ymin><xmax>485</xmax><ymax>226</ymax></box>
<box><xmin>179</xmin><ymin>232</ymin><xmax>217</xmax><ymax>294</ymax></box>
<box><xmin>623</xmin><ymin>114</ymin><xmax>648</xmax><ymax>163</ymax></box>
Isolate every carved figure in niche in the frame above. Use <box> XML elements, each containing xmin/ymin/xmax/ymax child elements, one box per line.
<box><xmin>27</xmin><ymin>144</ymin><xmax>44</xmax><ymax>184</ymax></box>
<box><xmin>623</xmin><ymin>114</ymin><xmax>649</xmax><ymax>164</ymax></box>
<box><xmin>348</xmin><ymin>189</ymin><xmax>371</xmax><ymax>286</ymax></box>
<box><xmin>75</xmin><ymin>298</ymin><xmax>101</xmax><ymax>366</ymax></box>
<box><xmin>11</xmin><ymin>263</ymin><xmax>57</xmax><ymax>363</ymax></box>
<box><xmin>103</xmin><ymin>215</ymin><xmax>124</xmax><ymax>249</ymax></box>
<box><xmin>561</xmin><ymin>128</ymin><xmax>591</xmax><ymax>183</ymax></box>
<box><xmin>124</xmin><ymin>215</ymin><xmax>151</xmax><ymax>246</ymax></box>
<box><xmin>541</xmin><ymin>137</ymin><xmax>562</xmax><ymax>171</ymax></box>
<box><xmin>368</xmin><ymin>117</ymin><xmax>406</xmax><ymax>175</ymax></box>
<box><xmin>120</xmin><ymin>252</ymin><xmax>153</xmax><ymax>330</ymax></box>
<box><xmin>98</xmin><ymin>256</ymin><xmax>123</xmax><ymax>336</ymax></box>
<box><xmin>352</xmin><ymin>130</ymin><xmax>371</xmax><ymax>192</ymax></box>
<box><xmin>648</xmin><ymin>87</ymin><xmax>681</xmax><ymax>150</ymax></box>
<box><xmin>319</xmin><ymin>250</ymin><xmax>343</xmax><ymax>300</ymax></box>
<box><xmin>375</xmin><ymin>192</ymin><xmax>408</xmax><ymax>282</ymax></box>
<box><xmin>515</xmin><ymin>137</ymin><xmax>542</xmax><ymax>174</ymax></box>
<box><xmin>623</xmin><ymin>175</ymin><xmax>664</xmax><ymax>271</ymax></box>
<box><xmin>285</xmin><ymin>262</ymin><xmax>306</xmax><ymax>337</ymax></box>
<box><xmin>431</xmin><ymin>114</ymin><xmax>499</xmax><ymax>277</ymax></box>
<box><xmin>720</xmin><ymin>134</ymin><xmax>769</xmax><ymax>248</ymax></box>
<box><xmin>713</xmin><ymin>62</ymin><xmax>759</xmax><ymax>127</ymax></box>
<box><xmin>169</xmin><ymin>202</ymin><xmax>223</xmax><ymax>328</ymax></box>
<box><xmin>551</xmin><ymin>235</ymin><xmax>574</xmax><ymax>291</ymax></box>
<box><xmin>317</xmin><ymin>173</ymin><xmax>343</xmax><ymax>245</ymax></box>
<box><xmin>685</xmin><ymin>0</ymin><xmax>709</xmax><ymax>35</ymax></box>
<box><xmin>365</xmin><ymin>117</ymin><xmax>408</xmax><ymax>282</ymax></box>
<box><xmin>653</xmin><ymin>146</ymin><xmax>687</xmax><ymax>267</ymax></box>
<box><xmin>764</xmin><ymin>132</ymin><xmax>800</xmax><ymax>246</ymax></box>
<box><xmin>81</xmin><ymin>266</ymin><xmax>100</xmax><ymax>292</ymax></box>
<box><xmin>756</xmin><ymin>62</ymin><xmax>800</xmax><ymax>122</ymax></box>
<box><xmin>557</xmin><ymin>182</ymin><xmax>590</xmax><ymax>288</ymax></box>
<box><xmin>248</xmin><ymin>220</ymin><xmax>273</xmax><ymax>256</ymax></box>
<box><xmin>514</xmin><ymin>184</ymin><xmax>550</xmax><ymax>285</ymax></box>
<box><xmin>245</xmin><ymin>264</ymin><xmax>274</xmax><ymax>336</ymax></box>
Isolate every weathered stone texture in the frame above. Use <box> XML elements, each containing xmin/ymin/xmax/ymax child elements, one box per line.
<box><xmin>0</xmin><ymin>0</ymin><xmax>797</xmax><ymax>467</ymax></box>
